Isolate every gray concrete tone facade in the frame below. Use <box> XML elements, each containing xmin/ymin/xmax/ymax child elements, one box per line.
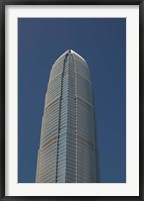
<box><xmin>36</xmin><ymin>50</ymin><xmax>98</xmax><ymax>183</ymax></box>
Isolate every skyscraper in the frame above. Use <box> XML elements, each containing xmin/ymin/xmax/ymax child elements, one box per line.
<box><xmin>36</xmin><ymin>50</ymin><xmax>98</xmax><ymax>183</ymax></box>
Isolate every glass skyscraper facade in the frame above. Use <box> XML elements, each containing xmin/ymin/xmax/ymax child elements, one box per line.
<box><xmin>36</xmin><ymin>50</ymin><xmax>98</xmax><ymax>183</ymax></box>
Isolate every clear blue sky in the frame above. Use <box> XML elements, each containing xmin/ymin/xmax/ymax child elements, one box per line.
<box><xmin>18</xmin><ymin>18</ymin><xmax>126</xmax><ymax>183</ymax></box>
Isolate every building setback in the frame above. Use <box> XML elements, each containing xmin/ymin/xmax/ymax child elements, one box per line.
<box><xmin>36</xmin><ymin>50</ymin><xmax>98</xmax><ymax>183</ymax></box>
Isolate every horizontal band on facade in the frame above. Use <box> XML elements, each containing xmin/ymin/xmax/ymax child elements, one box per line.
<box><xmin>40</xmin><ymin>136</ymin><xmax>57</xmax><ymax>151</ymax></box>
<box><xmin>76</xmin><ymin>95</ymin><xmax>93</xmax><ymax>109</ymax></box>
<box><xmin>45</xmin><ymin>95</ymin><xmax>60</xmax><ymax>110</ymax></box>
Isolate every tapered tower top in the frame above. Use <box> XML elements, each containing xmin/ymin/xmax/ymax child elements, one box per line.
<box><xmin>54</xmin><ymin>49</ymin><xmax>87</xmax><ymax>66</ymax></box>
<box><xmin>69</xmin><ymin>49</ymin><xmax>86</xmax><ymax>62</ymax></box>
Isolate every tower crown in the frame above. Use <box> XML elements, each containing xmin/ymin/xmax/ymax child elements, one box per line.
<box><xmin>54</xmin><ymin>49</ymin><xmax>87</xmax><ymax>66</ymax></box>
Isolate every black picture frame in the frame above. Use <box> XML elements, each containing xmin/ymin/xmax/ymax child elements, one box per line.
<box><xmin>0</xmin><ymin>0</ymin><xmax>143</xmax><ymax>200</ymax></box>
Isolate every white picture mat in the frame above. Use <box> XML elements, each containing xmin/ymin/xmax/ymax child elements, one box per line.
<box><xmin>5</xmin><ymin>5</ymin><xmax>139</xmax><ymax>196</ymax></box>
